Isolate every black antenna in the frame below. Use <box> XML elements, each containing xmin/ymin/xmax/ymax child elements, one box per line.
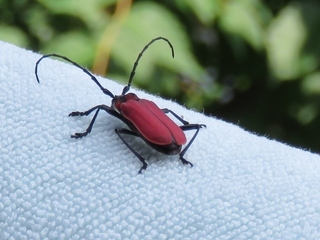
<box><xmin>35</xmin><ymin>53</ymin><xmax>115</xmax><ymax>98</ymax></box>
<box><xmin>121</xmin><ymin>37</ymin><xmax>175</xmax><ymax>95</ymax></box>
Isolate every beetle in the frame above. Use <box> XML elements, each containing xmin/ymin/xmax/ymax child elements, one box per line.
<box><xmin>35</xmin><ymin>37</ymin><xmax>206</xmax><ymax>173</ymax></box>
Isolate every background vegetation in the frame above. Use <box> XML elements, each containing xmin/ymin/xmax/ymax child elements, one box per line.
<box><xmin>1</xmin><ymin>0</ymin><xmax>320</xmax><ymax>152</ymax></box>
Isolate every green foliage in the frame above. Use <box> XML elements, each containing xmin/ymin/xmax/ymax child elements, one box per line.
<box><xmin>1</xmin><ymin>0</ymin><xmax>320</xmax><ymax>152</ymax></box>
<box><xmin>267</xmin><ymin>5</ymin><xmax>307</xmax><ymax>80</ymax></box>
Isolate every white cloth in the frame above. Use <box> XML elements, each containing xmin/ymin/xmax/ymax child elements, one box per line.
<box><xmin>1</xmin><ymin>41</ymin><xmax>320</xmax><ymax>239</ymax></box>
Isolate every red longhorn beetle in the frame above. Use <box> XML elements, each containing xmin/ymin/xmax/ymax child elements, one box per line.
<box><xmin>35</xmin><ymin>37</ymin><xmax>206</xmax><ymax>173</ymax></box>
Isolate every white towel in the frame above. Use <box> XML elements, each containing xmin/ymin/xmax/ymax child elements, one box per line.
<box><xmin>1</xmin><ymin>41</ymin><xmax>320</xmax><ymax>239</ymax></box>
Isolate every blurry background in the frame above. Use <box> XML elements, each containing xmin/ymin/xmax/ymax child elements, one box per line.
<box><xmin>1</xmin><ymin>0</ymin><xmax>320</xmax><ymax>152</ymax></box>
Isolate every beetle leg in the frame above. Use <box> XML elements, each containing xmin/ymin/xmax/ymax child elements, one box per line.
<box><xmin>115</xmin><ymin>128</ymin><xmax>148</xmax><ymax>174</ymax></box>
<box><xmin>69</xmin><ymin>105</ymin><xmax>103</xmax><ymax>117</ymax></box>
<box><xmin>179</xmin><ymin>124</ymin><xmax>206</xmax><ymax>167</ymax></box>
<box><xmin>69</xmin><ymin>105</ymin><xmax>122</xmax><ymax>139</ymax></box>
<box><xmin>161</xmin><ymin>108</ymin><xmax>189</xmax><ymax>125</ymax></box>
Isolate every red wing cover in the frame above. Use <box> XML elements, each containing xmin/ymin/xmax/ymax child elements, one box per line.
<box><xmin>120</xmin><ymin>99</ymin><xmax>186</xmax><ymax>145</ymax></box>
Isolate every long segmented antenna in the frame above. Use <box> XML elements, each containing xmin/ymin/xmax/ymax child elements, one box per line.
<box><xmin>121</xmin><ymin>37</ymin><xmax>175</xmax><ymax>95</ymax></box>
<box><xmin>35</xmin><ymin>54</ymin><xmax>115</xmax><ymax>98</ymax></box>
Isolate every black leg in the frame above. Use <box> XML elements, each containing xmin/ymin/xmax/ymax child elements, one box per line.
<box><xmin>69</xmin><ymin>104</ymin><xmax>122</xmax><ymax>139</ymax></box>
<box><xmin>115</xmin><ymin>128</ymin><xmax>147</xmax><ymax>174</ymax></box>
<box><xmin>162</xmin><ymin>108</ymin><xmax>189</xmax><ymax>125</ymax></box>
<box><xmin>179</xmin><ymin>124</ymin><xmax>206</xmax><ymax>167</ymax></box>
<box><xmin>69</xmin><ymin>105</ymin><xmax>103</xmax><ymax>117</ymax></box>
<box><xmin>162</xmin><ymin>108</ymin><xmax>206</xmax><ymax>168</ymax></box>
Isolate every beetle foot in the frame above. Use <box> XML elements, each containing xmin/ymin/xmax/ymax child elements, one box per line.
<box><xmin>69</xmin><ymin>111</ymin><xmax>85</xmax><ymax>117</ymax></box>
<box><xmin>180</xmin><ymin>157</ymin><xmax>193</xmax><ymax>168</ymax></box>
<box><xmin>138</xmin><ymin>162</ymin><xmax>148</xmax><ymax>174</ymax></box>
<box><xmin>200</xmin><ymin>124</ymin><xmax>207</xmax><ymax>128</ymax></box>
<box><xmin>71</xmin><ymin>132</ymin><xmax>88</xmax><ymax>139</ymax></box>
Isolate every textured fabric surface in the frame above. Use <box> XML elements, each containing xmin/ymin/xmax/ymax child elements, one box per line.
<box><xmin>1</xmin><ymin>41</ymin><xmax>320</xmax><ymax>239</ymax></box>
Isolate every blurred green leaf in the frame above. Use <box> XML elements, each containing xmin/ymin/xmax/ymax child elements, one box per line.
<box><xmin>219</xmin><ymin>0</ymin><xmax>267</xmax><ymax>50</ymax></box>
<box><xmin>41</xmin><ymin>31</ymin><xmax>96</xmax><ymax>65</ymax></box>
<box><xmin>266</xmin><ymin>5</ymin><xmax>307</xmax><ymax>80</ymax></box>
<box><xmin>37</xmin><ymin>0</ymin><xmax>114</xmax><ymax>26</ymax></box>
<box><xmin>183</xmin><ymin>0</ymin><xmax>219</xmax><ymax>25</ymax></box>
<box><xmin>290</xmin><ymin>103</ymin><xmax>318</xmax><ymax>125</ymax></box>
<box><xmin>302</xmin><ymin>72</ymin><xmax>320</xmax><ymax>95</ymax></box>
<box><xmin>0</xmin><ymin>25</ymin><xmax>29</xmax><ymax>47</ymax></box>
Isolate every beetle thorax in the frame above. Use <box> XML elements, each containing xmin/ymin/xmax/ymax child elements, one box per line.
<box><xmin>112</xmin><ymin>93</ymin><xmax>140</xmax><ymax>113</ymax></box>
